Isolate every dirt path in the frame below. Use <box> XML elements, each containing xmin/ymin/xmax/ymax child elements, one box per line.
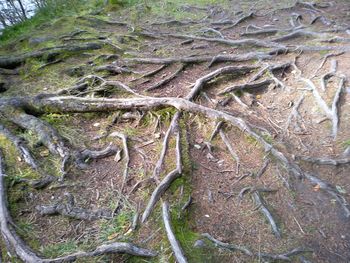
<box><xmin>0</xmin><ymin>1</ymin><xmax>350</xmax><ymax>262</ymax></box>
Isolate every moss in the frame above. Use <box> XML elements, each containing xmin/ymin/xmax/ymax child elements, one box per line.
<box><xmin>41</xmin><ymin>240</ymin><xmax>79</xmax><ymax>258</ymax></box>
<box><xmin>99</xmin><ymin>211</ymin><xmax>134</xmax><ymax>242</ymax></box>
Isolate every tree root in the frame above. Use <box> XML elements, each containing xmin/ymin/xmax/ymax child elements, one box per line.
<box><xmin>146</xmin><ymin>64</ymin><xmax>185</xmax><ymax>91</ymax></box>
<box><xmin>305</xmin><ymin>173</ymin><xmax>350</xmax><ymax>218</ymax></box>
<box><xmin>141</xmin><ymin>125</ymin><xmax>182</xmax><ymax>223</ymax></box>
<box><xmin>212</xmin><ymin>12</ymin><xmax>254</xmax><ymax>27</ymax></box>
<box><xmin>186</xmin><ymin>65</ymin><xmax>258</xmax><ymax>100</ymax></box>
<box><xmin>0</xmin><ymin>43</ymin><xmax>102</xmax><ymax>69</ymax></box>
<box><xmin>109</xmin><ymin>132</ymin><xmax>129</xmax><ymax>193</ymax></box>
<box><xmin>202</xmin><ymin>233</ymin><xmax>310</xmax><ymax>261</ymax></box>
<box><xmin>0</xmin><ymin>149</ymin><xmax>156</xmax><ymax>262</ymax></box>
<box><xmin>218</xmin><ymin>79</ymin><xmax>272</xmax><ymax>95</ymax></box>
<box><xmin>298</xmin><ymin>69</ymin><xmax>345</xmax><ymax>139</ymax></box>
<box><xmin>0</xmin><ymin>123</ymin><xmax>38</xmax><ymax>170</ymax></box>
<box><xmin>256</xmin><ymin>158</ymin><xmax>270</xmax><ymax>178</ymax></box>
<box><xmin>36</xmin><ymin>194</ymin><xmax>113</xmax><ymax>220</ymax></box>
<box><xmin>219</xmin><ymin>129</ymin><xmax>240</xmax><ymax>174</ymax></box>
<box><xmin>162</xmin><ymin>201</ymin><xmax>188</xmax><ymax>263</ymax></box>
<box><xmin>296</xmin><ymin>155</ymin><xmax>350</xmax><ymax>166</ymax></box>
<box><xmin>166</xmin><ymin>33</ymin><xmax>286</xmax><ymax>49</ymax></box>
<box><xmin>252</xmin><ymin>191</ymin><xmax>281</xmax><ymax>238</ymax></box>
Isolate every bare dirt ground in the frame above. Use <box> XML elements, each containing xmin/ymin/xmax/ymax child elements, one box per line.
<box><xmin>1</xmin><ymin>0</ymin><xmax>350</xmax><ymax>262</ymax></box>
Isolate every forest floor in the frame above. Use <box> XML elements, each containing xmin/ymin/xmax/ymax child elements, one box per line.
<box><xmin>1</xmin><ymin>0</ymin><xmax>350</xmax><ymax>262</ymax></box>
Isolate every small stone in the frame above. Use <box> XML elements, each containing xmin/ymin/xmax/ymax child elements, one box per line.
<box><xmin>204</xmin><ymin>214</ymin><xmax>210</xmax><ymax>218</ymax></box>
<box><xmin>93</xmin><ymin>123</ymin><xmax>100</xmax><ymax>127</ymax></box>
<box><xmin>194</xmin><ymin>239</ymin><xmax>206</xmax><ymax>248</ymax></box>
<box><xmin>194</xmin><ymin>144</ymin><xmax>201</xmax><ymax>150</ymax></box>
<box><xmin>154</xmin><ymin>133</ymin><xmax>161</xmax><ymax>139</ymax></box>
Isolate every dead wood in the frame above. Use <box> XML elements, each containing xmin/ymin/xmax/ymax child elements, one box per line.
<box><xmin>162</xmin><ymin>201</ymin><xmax>188</xmax><ymax>263</ymax></box>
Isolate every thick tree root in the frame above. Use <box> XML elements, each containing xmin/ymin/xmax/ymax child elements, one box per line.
<box><xmin>141</xmin><ymin>125</ymin><xmax>182</xmax><ymax>223</ymax></box>
<box><xmin>162</xmin><ymin>201</ymin><xmax>188</xmax><ymax>263</ymax></box>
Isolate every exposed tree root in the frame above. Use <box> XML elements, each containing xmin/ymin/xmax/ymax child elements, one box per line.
<box><xmin>186</xmin><ymin>65</ymin><xmax>258</xmax><ymax>100</ymax></box>
<box><xmin>297</xmin><ymin>155</ymin><xmax>350</xmax><ymax>166</ymax></box>
<box><xmin>202</xmin><ymin>233</ymin><xmax>311</xmax><ymax>261</ymax></box>
<box><xmin>256</xmin><ymin>158</ymin><xmax>270</xmax><ymax>178</ymax></box>
<box><xmin>0</xmin><ymin>123</ymin><xmax>38</xmax><ymax>170</ymax></box>
<box><xmin>95</xmin><ymin>64</ymin><xmax>138</xmax><ymax>75</ymax></box>
<box><xmin>252</xmin><ymin>191</ymin><xmax>281</xmax><ymax>238</ymax></box>
<box><xmin>166</xmin><ymin>33</ymin><xmax>286</xmax><ymax>49</ymax></box>
<box><xmin>109</xmin><ymin>132</ymin><xmax>129</xmax><ymax>192</ymax></box>
<box><xmin>218</xmin><ymin>79</ymin><xmax>272</xmax><ymax>95</ymax></box>
<box><xmin>36</xmin><ymin>194</ymin><xmax>113</xmax><ymax>220</ymax></box>
<box><xmin>141</xmin><ymin>125</ymin><xmax>182</xmax><ymax>223</ymax></box>
<box><xmin>305</xmin><ymin>173</ymin><xmax>350</xmax><ymax>218</ymax></box>
<box><xmin>219</xmin><ymin>129</ymin><xmax>240</xmax><ymax>174</ymax></box>
<box><xmin>162</xmin><ymin>201</ymin><xmax>188</xmax><ymax>263</ymax></box>
<box><xmin>0</xmin><ymin>149</ymin><xmax>156</xmax><ymax>262</ymax></box>
<box><xmin>212</xmin><ymin>12</ymin><xmax>254</xmax><ymax>27</ymax></box>
<box><xmin>0</xmin><ymin>43</ymin><xmax>102</xmax><ymax>69</ymax></box>
<box><xmin>146</xmin><ymin>64</ymin><xmax>185</xmax><ymax>91</ymax></box>
<box><xmin>298</xmin><ymin>71</ymin><xmax>345</xmax><ymax>139</ymax></box>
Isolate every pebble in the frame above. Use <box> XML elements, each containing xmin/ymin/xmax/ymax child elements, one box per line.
<box><xmin>194</xmin><ymin>144</ymin><xmax>201</xmax><ymax>150</ymax></box>
<box><xmin>194</xmin><ymin>239</ymin><xmax>206</xmax><ymax>248</ymax></box>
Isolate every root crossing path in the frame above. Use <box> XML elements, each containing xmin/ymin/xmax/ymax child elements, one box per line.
<box><xmin>0</xmin><ymin>1</ymin><xmax>350</xmax><ymax>262</ymax></box>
